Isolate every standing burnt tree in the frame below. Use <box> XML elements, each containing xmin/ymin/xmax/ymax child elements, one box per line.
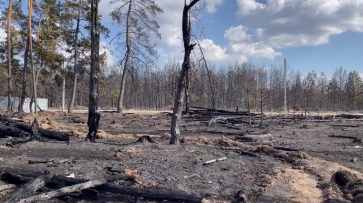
<box><xmin>86</xmin><ymin>0</ymin><xmax>101</xmax><ymax>142</ymax></box>
<box><xmin>170</xmin><ymin>0</ymin><xmax>200</xmax><ymax>145</ymax></box>
<box><xmin>110</xmin><ymin>0</ymin><xmax>163</xmax><ymax>113</ymax></box>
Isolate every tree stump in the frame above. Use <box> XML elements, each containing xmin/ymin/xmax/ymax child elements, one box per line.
<box><xmin>86</xmin><ymin>112</ymin><xmax>100</xmax><ymax>143</ymax></box>
<box><xmin>30</xmin><ymin>118</ymin><xmax>41</xmax><ymax>141</ymax></box>
<box><xmin>136</xmin><ymin>136</ymin><xmax>156</xmax><ymax>143</ymax></box>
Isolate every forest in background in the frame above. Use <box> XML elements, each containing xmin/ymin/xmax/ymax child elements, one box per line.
<box><xmin>0</xmin><ymin>0</ymin><xmax>362</xmax><ymax>113</ymax></box>
<box><xmin>1</xmin><ymin>58</ymin><xmax>363</xmax><ymax>112</ymax></box>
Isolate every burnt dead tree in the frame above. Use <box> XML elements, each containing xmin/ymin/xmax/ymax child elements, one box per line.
<box><xmin>86</xmin><ymin>0</ymin><xmax>101</xmax><ymax>142</ymax></box>
<box><xmin>170</xmin><ymin>0</ymin><xmax>200</xmax><ymax>145</ymax></box>
<box><xmin>196</xmin><ymin>38</ymin><xmax>216</xmax><ymax>113</ymax></box>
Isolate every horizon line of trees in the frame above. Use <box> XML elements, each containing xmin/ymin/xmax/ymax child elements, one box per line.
<box><xmin>2</xmin><ymin>59</ymin><xmax>362</xmax><ymax>113</ymax></box>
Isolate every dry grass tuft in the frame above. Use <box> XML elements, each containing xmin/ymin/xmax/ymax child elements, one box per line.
<box><xmin>184</xmin><ymin>136</ymin><xmax>248</xmax><ymax>148</ymax></box>
<box><xmin>115</xmin><ymin>147</ymin><xmax>143</xmax><ymax>158</ymax></box>
<box><xmin>287</xmin><ymin>151</ymin><xmax>311</xmax><ymax>160</ymax></box>
<box><xmin>160</xmin><ymin>133</ymin><xmax>171</xmax><ymax>140</ymax></box>
<box><xmin>125</xmin><ymin>169</ymin><xmax>139</xmax><ymax>179</ymax></box>
<box><xmin>254</xmin><ymin>145</ymin><xmax>276</xmax><ymax>153</ymax></box>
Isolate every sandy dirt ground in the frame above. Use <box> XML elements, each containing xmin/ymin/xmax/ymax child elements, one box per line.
<box><xmin>0</xmin><ymin>109</ymin><xmax>363</xmax><ymax>202</ymax></box>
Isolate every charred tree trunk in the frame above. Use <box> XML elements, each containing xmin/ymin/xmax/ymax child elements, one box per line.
<box><xmin>185</xmin><ymin>66</ymin><xmax>190</xmax><ymax>114</ymax></box>
<box><xmin>247</xmin><ymin>88</ymin><xmax>252</xmax><ymax>127</ymax></box>
<box><xmin>87</xmin><ymin>0</ymin><xmax>100</xmax><ymax>142</ymax></box>
<box><xmin>170</xmin><ymin>0</ymin><xmax>200</xmax><ymax>145</ymax></box>
<box><xmin>7</xmin><ymin>0</ymin><xmax>12</xmax><ymax>112</ymax></box>
<box><xmin>68</xmin><ymin>0</ymin><xmax>82</xmax><ymax>113</ymax></box>
<box><xmin>117</xmin><ymin>0</ymin><xmax>132</xmax><ymax>114</ymax></box>
<box><xmin>259</xmin><ymin>88</ymin><xmax>263</xmax><ymax>127</ymax></box>
<box><xmin>30</xmin><ymin>118</ymin><xmax>41</xmax><ymax>141</ymax></box>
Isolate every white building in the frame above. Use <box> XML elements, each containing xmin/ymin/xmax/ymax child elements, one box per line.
<box><xmin>0</xmin><ymin>97</ymin><xmax>48</xmax><ymax>113</ymax></box>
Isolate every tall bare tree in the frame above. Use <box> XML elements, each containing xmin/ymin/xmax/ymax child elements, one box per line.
<box><xmin>68</xmin><ymin>0</ymin><xmax>82</xmax><ymax>113</ymax></box>
<box><xmin>170</xmin><ymin>0</ymin><xmax>200</xmax><ymax>145</ymax></box>
<box><xmin>86</xmin><ymin>0</ymin><xmax>100</xmax><ymax>142</ymax></box>
<box><xmin>7</xmin><ymin>0</ymin><xmax>12</xmax><ymax>111</ymax></box>
<box><xmin>28</xmin><ymin>0</ymin><xmax>37</xmax><ymax>114</ymax></box>
<box><xmin>110</xmin><ymin>0</ymin><xmax>163</xmax><ymax>113</ymax></box>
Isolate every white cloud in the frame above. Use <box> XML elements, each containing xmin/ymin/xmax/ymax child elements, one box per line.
<box><xmin>360</xmin><ymin>72</ymin><xmax>363</xmax><ymax>79</ymax></box>
<box><xmin>100</xmin><ymin>41</ymin><xmax>114</xmax><ymax>67</ymax></box>
<box><xmin>198</xmin><ymin>39</ymin><xmax>228</xmax><ymax>61</ymax></box>
<box><xmin>196</xmin><ymin>38</ymin><xmax>281</xmax><ymax>63</ymax></box>
<box><xmin>236</xmin><ymin>0</ymin><xmax>363</xmax><ymax>48</ymax></box>
<box><xmin>236</xmin><ymin>0</ymin><xmax>265</xmax><ymax>16</ymax></box>
<box><xmin>0</xmin><ymin>28</ymin><xmax>5</xmax><ymax>42</ymax></box>
<box><xmin>224</xmin><ymin>25</ymin><xmax>252</xmax><ymax>42</ymax></box>
<box><xmin>99</xmin><ymin>1</ymin><xmax>118</xmax><ymax>23</ymax></box>
<box><xmin>206</xmin><ymin>0</ymin><xmax>225</xmax><ymax>13</ymax></box>
<box><xmin>227</xmin><ymin>41</ymin><xmax>281</xmax><ymax>60</ymax></box>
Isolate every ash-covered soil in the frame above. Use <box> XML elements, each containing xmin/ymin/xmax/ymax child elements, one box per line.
<box><xmin>0</xmin><ymin>110</ymin><xmax>363</xmax><ymax>203</ymax></box>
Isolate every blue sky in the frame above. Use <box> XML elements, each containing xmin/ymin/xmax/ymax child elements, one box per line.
<box><xmin>2</xmin><ymin>0</ymin><xmax>363</xmax><ymax>78</ymax></box>
<box><xmin>202</xmin><ymin>0</ymin><xmax>363</xmax><ymax>76</ymax></box>
<box><xmin>98</xmin><ymin>0</ymin><xmax>363</xmax><ymax>78</ymax></box>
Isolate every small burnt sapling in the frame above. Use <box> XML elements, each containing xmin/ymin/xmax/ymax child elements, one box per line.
<box><xmin>30</xmin><ymin>118</ymin><xmax>41</xmax><ymax>141</ymax></box>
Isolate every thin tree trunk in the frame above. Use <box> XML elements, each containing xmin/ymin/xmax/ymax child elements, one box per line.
<box><xmin>62</xmin><ymin>77</ymin><xmax>65</xmax><ymax>112</ymax></box>
<box><xmin>19</xmin><ymin>40</ymin><xmax>29</xmax><ymax>113</ymax></box>
<box><xmin>87</xmin><ymin>0</ymin><xmax>100</xmax><ymax>142</ymax></box>
<box><xmin>247</xmin><ymin>88</ymin><xmax>252</xmax><ymax>127</ymax></box>
<box><xmin>117</xmin><ymin>0</ymin><xmax>132</xmax><ymax>114</ymax></box>
<box><xmin>68</xmin><ymin>0</ymin><xmax>82</xmax><ymax>113</ymax></box>
<box><xmin>28</xmin><ymin>0</ymin><xmax>36</xmax><ymax>114</ymax></box>
<box><xmin>196</xmin><ymin>39</ymin><xmax>215</xmax><ymax>112</ymax></box>
<box><xmin>259</xmin><ymin>88</ymin><xmax>263</xmax><ymax>127</ymax></box>
<box><xmin>185</xmin><ymin>66</ymin><xmax>189</xmax><ymax>113</ymax></box>
<box><xmin>170</xmin><ymin>0</ymin><xmax>200</xmax><ymax>145</ymax></box>
<box><xmin>7</xmin><ymin>0</ymin><xmax>12</xmax><ymax>111</ymax></box>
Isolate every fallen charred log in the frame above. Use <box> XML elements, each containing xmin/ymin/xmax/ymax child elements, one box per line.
<box><xmin>335</xmin><ymin>114</ymin><xmax>363</xmax><ymax>119</ymax></box>
<box><xmin>0</xmin><ymin>125</ymin><xmax>29</xmax><ymax>138</ymax></box>
<box><xmin>0</xmin><ymin>117</ymin><xmax>69</xmax><ymax>141</ymax></box>
<box><xmin>273</xmin><ymin>146</ymin><xmax>303</xmax><ymax>152</ymax></box>
<box><xmin>1</xmin><ymin>174</ymin><xmax>53</xmax><ymax>203</ymax></box>
<box><xmin>189</xmin><ymin>106</ymin><xmax>263</xmax><ymax>117</ymax></box>
<box><xmin>17</xmin><ymin>179</ymin><xmax>107</xmax><ymax>203</ymax></box>
<box><xmin>331</xmin><ymin>124</ymin><xmax>360</xmax><ymax>128</ymax></box>
<box><xmin>235</xmin><ymin>136</ymin><xmax>256</xmax><ymax>143</ymax></box>
<box><xmin>0</xmin><ymin>168</ymin><xmax>205</xmax><ymax>203</ymax></box>
<box><xmin>328</xmin><ymin>135</ymin><xmax>362</xmax><ymax>143</ymax></box>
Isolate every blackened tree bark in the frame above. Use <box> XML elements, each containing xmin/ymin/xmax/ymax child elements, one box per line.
<box><xmin>170</xmin><ymin>0</ymin><xmax>200</xmax><ymax>145</ymax></box>
<box><xmin>7</xmin><ymin>0</ymin><xmax>12</xmax><ymax>111</ymax></box>
<box><xmin>87</xmin><ymin>0</ymin><xmax>100</xmax><ymax>142</ymax></box>
<box><xmin>68</xmin><ymin>0</ymin><xmax>82</xmax><ymax>113</ymax></box>
<box><xmin>185</xmin><ymin>66</ymin><xmax>190</xmax><ymax>114</ymax></box>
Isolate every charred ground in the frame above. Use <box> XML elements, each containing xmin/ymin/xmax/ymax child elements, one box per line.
<box><xmin>0</xmin><ymin>109</ymin><xmax>363</xmax><ymax>203</ymax></box>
